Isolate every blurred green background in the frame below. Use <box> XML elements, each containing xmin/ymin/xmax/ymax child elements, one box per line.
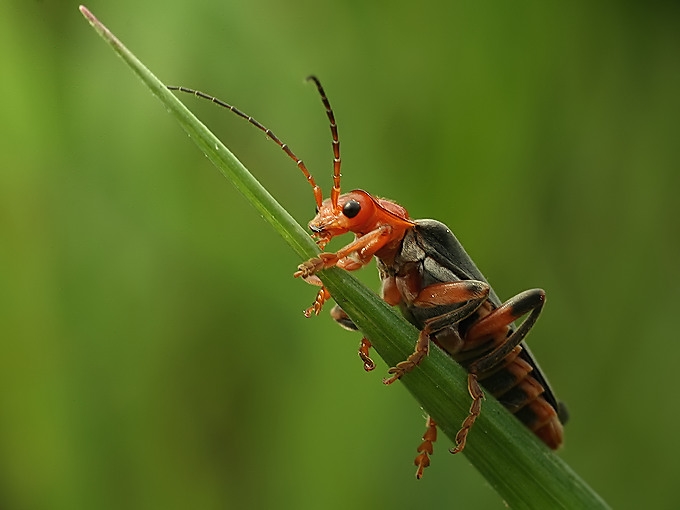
<box><xmin>2</xmin><ymin>0</ymin><xmax>679</xmax><ymax>508</ymax></box>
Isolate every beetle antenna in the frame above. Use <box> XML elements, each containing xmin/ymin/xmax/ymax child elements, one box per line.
<box><xmin>167</xmin><ymin>85</ymin><xmax>324</xmax><ymax>209</ymax></box>
<box><xmin>306</xmin><ymin>76</ymin><xmax>342</xmax><ymax>211</ymax></box>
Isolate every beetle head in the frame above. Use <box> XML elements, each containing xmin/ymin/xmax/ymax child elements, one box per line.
<box><xmin>308</xmin><ymin>190</ymin><xmax>413</xmax><ymax>249</ymax></box>
<box><xmin>307</xmin><ymin>190</ymin><xmax>376</xmax><ymax>248</ymax></box>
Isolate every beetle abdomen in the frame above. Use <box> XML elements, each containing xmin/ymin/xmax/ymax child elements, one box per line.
<box><xmin>467</xmin><ymin>344</ymin><xmax>564</xmax><ymax>449</ymax></box>
<box><xmin>386</xmin><ymin>221</ymin><xmax>565</xmax><ymax>451</ymax></box>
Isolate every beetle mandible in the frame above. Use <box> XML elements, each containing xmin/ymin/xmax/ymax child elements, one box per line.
<box><xmin>169</xmin><ymin>77</ymin><xmax>568</xmax><ymax>478</ymax></box>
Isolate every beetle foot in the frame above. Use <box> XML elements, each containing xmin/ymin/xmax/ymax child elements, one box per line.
<box><xmin>303</xmin><ymin>286</ymin><xmax>331</xmax><ymax>317</ymax></box>
<box><xmin>294</xmin><ymin>253</ymin><xmax>338</xmax><ymax>279</ymax></box>
<box><xmin>450</xmin><ymin>373</ymin><xmax>484</xmax><ymax>454</ymax></box>
<box><xmin>358</xmin><ymin>338</ymin><xmax>375</xmax><ymax>371</ymax></box>
<box><xmin>414</xmin><ymin>416</ymin><xmax>437</xmax><ymax>479</ymax></box>
<box><xmin>295</xmin><ymin>258</ymin><xmax>322</xmax><ymax>279</ymax></box>
<box><xmin>383</xmin><ymin>362</ymin><xmax>410</xmax><ymax>384</ymax></box>
<box><xmin>382</xmin><ymin>329</ymin><xmax>430</xmax><ymax>384</ymax></box>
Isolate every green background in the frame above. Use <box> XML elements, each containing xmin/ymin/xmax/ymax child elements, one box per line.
<box><xmin>2</xmin><ymin>1</ymin><xmax>679</xmax><ymax>508</ymax></box>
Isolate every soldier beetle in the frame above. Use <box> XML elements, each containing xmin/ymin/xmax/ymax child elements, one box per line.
<box><xmin>169</xmin><ymin>77</ymin><xmax>568</xmax><ymax>478</ymax></box>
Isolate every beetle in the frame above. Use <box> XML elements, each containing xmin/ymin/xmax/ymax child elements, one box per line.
<box><xmin>169</xmin><ymin>77</ymin><xmax>568</xmax><ymax>478</ymax></box>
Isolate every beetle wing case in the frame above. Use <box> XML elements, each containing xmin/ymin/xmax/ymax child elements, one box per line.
<box><xmin>412</xmin><ymin>219</ymin><xmax>502</xmax><ymax>303</ymax></box>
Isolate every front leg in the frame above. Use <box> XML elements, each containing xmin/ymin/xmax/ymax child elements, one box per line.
<box><xmin>294</xmin><ymin>225</ymin><xmax>394</xmax><ymax>314</ymax></box>
<box><xmin>295</xmin><ymin>253</ymin><xmax>340</xmax><ymax>280</ymax></box>
<box><xmin>294</xmin><ymin>224</ymin><xmax>394</xmax><ymax>279</ymax></box>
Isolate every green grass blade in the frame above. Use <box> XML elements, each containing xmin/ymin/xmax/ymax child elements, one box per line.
<box><xmin>79</xmin><ymin>5</ymin><xmax>610</xmax><ymax>508</ymax></box>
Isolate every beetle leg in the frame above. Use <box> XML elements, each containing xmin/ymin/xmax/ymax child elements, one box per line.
<box><xmin>295</xmin><ymin>252</ymin><xmax>340</xmax><ymax>279</ymax></box>
<box><xmin>358</xmin><ymin>338</ymin><xmax>376</xmax><ymax>372</ymax></box>
<box><xmin>450</xmin><ymin>373</ymin><xmax>484</xmax><ymax>454</ymax></box>
<box><xmin>415</xmin><ymin>415</ymin><xmax>437</xmax><ymax>479</ymax></box>
<box><xmin>297</xmin><ymin>273</ymin><xmax>332</xmax><ymax>317</ymax></box>
<box><xmin>330</xmin><ymin>305</ymin><xmax>376</xmax><ymax>371</ymax></box>
<box><xmin>330</xmin><ymin>304</ymin><xmax>357</xmax><ymax>330</ymax></box>
<box><xmin>294</xmin><ymin>225</ymin><xmax>393</xmax><ymax>279</ymax></box>
<box><xmin>383</xmin><ymin>281</ymin><xmax>489</xmax><ymax>384</ymax></box>
<box><xmin>303</xmin><ymin>286</ymin><xmax>331</xmax><ymax>317</ymax></box>
<box><xmin>412</xmin><ymin>280</ymin><xmax>489</xmax><ymax>308</ymax></box>
<box><xmin>466</xmin><ymin>289</ymin><xmax>545</xmax><ymax>375</ymax></box>
<box><xmin>295</xmin><ymin>226</ymin><xmax>395</xmax><ymax>315</ymax></box>
<box><xmin>383</xmin><ymin>326</ymin><xmax>431</xmax><ymax>384</ymax></box>
<box><xmin>441</xmin><ymin>290</ymin><xmax>545</xmax><ymax>452</ymax></box>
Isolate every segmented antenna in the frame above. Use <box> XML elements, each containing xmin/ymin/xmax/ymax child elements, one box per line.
<box><xmin>305</xmin><ymin>76</ymin><xmax>342</xmax><ymax>211</ymax></box>
<box><xmin>167</xmin><ymin>79</ymin><xmax>343</xmax><ymax>211</ymax></box>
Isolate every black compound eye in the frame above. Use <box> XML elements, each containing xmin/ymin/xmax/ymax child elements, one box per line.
<box><xmin>342</xmin><ymin>199</ymin><xmax>361</xmax><ymax>219</ymax></box>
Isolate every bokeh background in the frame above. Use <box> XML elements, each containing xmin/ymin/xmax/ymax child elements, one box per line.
<box><xmin>2</xmin><ymin>1</ymin><xmax>679</xmax><ymax>508</ymax></box>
